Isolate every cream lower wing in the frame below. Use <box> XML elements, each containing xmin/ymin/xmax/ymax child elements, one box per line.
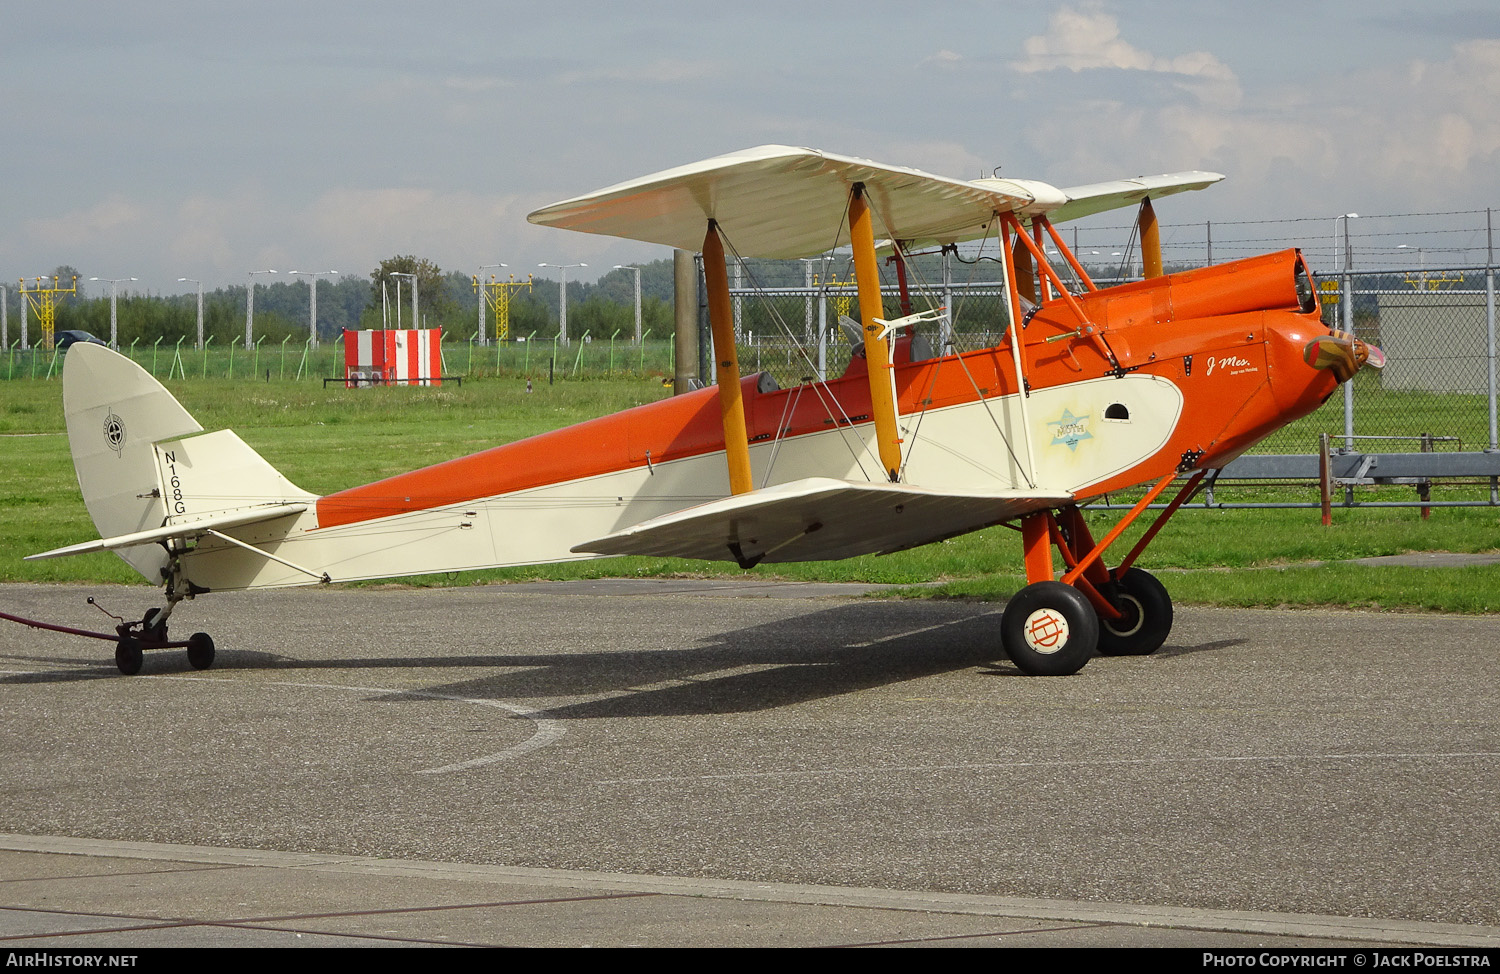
<box><xmin>572</xmin><ymin>477</ymin><xmax>1074</xmax><ymax>566</ymax></box>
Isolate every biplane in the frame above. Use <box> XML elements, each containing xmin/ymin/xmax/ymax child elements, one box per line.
<box><xmin>19</xmin><ymin>145</ymin><xmax>1381</xmax><ymax>676</ymax></box>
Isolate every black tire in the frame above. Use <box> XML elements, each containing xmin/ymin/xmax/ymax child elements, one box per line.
<box><xmin>115</xmin><ymin>638</ymin><xmax>143</xmax><ymax>676</ymax></box>
<box><xmin>1000</xmin><ymin>581</ymin><xmax>1098</xmax><ymax>676</ymax></box>
<box><xmin>1096</xmin><ymin>568</ymin><xmax>1173</xmax><ymax>657</ymax></box>
<box><xmin>186</xmin><ymin>633</ymin><xmax>215</xmax><ymax>671</ymax></box>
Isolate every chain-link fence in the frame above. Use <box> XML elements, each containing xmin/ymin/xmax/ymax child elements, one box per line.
<box><xmin>1256</xmin><ymin>267</ymin><xmax>1498</xmax><ymax>457</ymax></box>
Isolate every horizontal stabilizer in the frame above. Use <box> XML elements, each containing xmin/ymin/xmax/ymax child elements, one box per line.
<box><xmin>572</xmin><ymin>477</ymin><xmax>1072</xmax><ymax>565</ymax></box>
<box><xmin>26</xmin><ymin>504</ymin><xmax>308</xmax><ymax>561</ymax></box>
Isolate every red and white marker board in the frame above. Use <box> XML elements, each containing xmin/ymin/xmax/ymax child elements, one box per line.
<box><xmin>343</xmin><ymin>329</ymin><xmax>443</xmax><ymax>386</ymax></box>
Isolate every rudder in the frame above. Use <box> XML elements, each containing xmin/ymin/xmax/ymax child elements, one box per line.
<box><xmin>63</xmin><ymin>344</ymin><xmax>203</xmax><ymax>581</ymax></box>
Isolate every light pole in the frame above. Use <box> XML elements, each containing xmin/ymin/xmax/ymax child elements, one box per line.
<box><xmin>177</xmin><ymin>278</ymin><xmax>204</xmax><ymax>348</ymax></box>
<box><xmin>1334</xmin><ymin>213</ymin><xmax>1359</xmax><ymax>273</ymax></box>
<box><xmin>797</xmin><ymin>257</ymin><xmax>828</xmax><ymax>345</ymax></box>
<box><xmin>1333</xmin><ymin>214</ymin><xmax>1358</xmax><ymax>451</ymax></box>
<box><xmin>539</xmin><ymin>262</ymin><xmax>585</xmax><ymax>345</ymax></box>
<box><xmin>388</xmin><ymin>272</ymin><xmax>417</xmax><ymax>330</ymax></box>
<box><xmin>89</xmin><ymin>277</ymin><xmax>137</xmax><ymax>348</ymax></box>
<box><xmin>246</xmin><ymin>269</ymin><xmax>277</xmax><ymax>349</ymax></box>
<box><xmin>478</xmin><ymin>262</ymin><xmax>506</xmax><ymax>345</ymax></box>
<box><xmin>289</xmin><ymin>270</ymin><xmax>338</xmax><ymax>346</ymax></box>
<box><xmin>1397</xmin><ymin>244</ymin><xmax>1427</xmax><ymax>288</ymax></box>
<box><xmin>614</xmin><ymin>265</ymin><xmax>642</xmax><ymax>343</ymax></box>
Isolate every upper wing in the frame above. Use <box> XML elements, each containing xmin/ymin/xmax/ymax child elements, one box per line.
<box><xmin>527</xmin><ymin>145</ymin><xmax>1033</xmax><ymax>259</ymax></box>
<box><xmin>572</xmin><ymin>477</ymin><xmax>1073</xmax><ymax>565</ymax></box>
<box><xmin>1034</xmin><ymin>171</ymin><xmax>1225</xmax><ymax>224</ymax></box>
<box><xmin>527</xmin><ymin>144</ymin><xmax>1222</xmax><ymax>259</ymax></box>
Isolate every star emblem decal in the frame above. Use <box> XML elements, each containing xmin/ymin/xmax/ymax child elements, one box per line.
<box><xmin>1048</xmin><ymin>409</ymin><xmax>1093</xmax><ymax>451</ymax></box>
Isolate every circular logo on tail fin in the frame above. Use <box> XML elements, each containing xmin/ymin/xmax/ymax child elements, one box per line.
<box><xmin>103</xmin><ymin>410</ymin><xmax>126</xmax><ymax>456</ymax></box>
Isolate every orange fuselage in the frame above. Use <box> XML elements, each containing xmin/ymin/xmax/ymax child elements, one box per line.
<box><xmin>318</xmin><ymin>250</ymin><xmax>1336</xmax><ymax>530</ymax></box>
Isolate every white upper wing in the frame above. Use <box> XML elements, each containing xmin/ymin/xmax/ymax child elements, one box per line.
<box><xmin>528</xmin><ymin>145</ymin><xmax>1033</xmax><ymax>259</ymax></box>
<box><xmin>527</xmin><ymin>144</ymin><xmax>1223</xmax><ymax>259</ymax></box>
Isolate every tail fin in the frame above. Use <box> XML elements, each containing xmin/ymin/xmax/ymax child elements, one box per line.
<box><xmin>60</xmin><ymin>344</ymin><xmax>313</xmax><ymax>582</ymax></box>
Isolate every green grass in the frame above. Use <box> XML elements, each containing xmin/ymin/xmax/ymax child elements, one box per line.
<box><xmin>2</xmin><ymin>373</ymin><xmax>1497</xmax><ymax>613</ymax></box>
<box><xmin>0</xmin><ymin>339</ymin><xmax>679</xmax><ymax>386</ymax></box>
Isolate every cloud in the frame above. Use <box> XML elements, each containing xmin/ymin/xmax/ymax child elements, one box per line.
<box><xmin>920</xmin><ymin>49</ymin><xmax>964</xmax><ymax>69</ymax></box>
<box><xmin>1014</xmin><ymin>5</ymin><xmax>1240</xmax><ymax>109</ymax></box>
<box><xmin>553</xmin><ymin>58</ymin><xmax>719</xmax><ymax>86</ymax></box>
<box><xmin>442</xmin><ymin>75</ymin><xmax>514</xmax><ymax>93</ymax></box>
<box><xmin>24</xmin><ymin>197</ymin><xmax>146</xmax><ymax>249</ymax></box>
<box><xmin>1010</xmin><ymin>31</ymin><xmax>1500</xmax><ymax>228</ymax></box>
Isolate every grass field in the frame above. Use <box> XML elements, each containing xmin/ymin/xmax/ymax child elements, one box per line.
<box><xmin>2</xmin><ymin>370</ymin><xmax>1497</xmax><ymax>613</ymax></box>
<box><xmin>2</xmin><ymin>338</ymin><xmax>678</xmax><ymax>384</ymax></box>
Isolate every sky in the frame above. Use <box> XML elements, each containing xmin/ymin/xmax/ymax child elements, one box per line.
<box><xmin>4</xmin><ymin>0</ymin><xmax>1498</xmax><ymax>296</ymax></box>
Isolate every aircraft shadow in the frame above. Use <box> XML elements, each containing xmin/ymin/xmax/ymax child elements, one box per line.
<box><xmin>0</xmin><ymin>604</ymin><xmax>1246</xmax><ymax>717</ymax></box>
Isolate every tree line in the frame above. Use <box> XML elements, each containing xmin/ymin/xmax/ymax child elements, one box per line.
<box><xmin>4</xmin><ymin>257</ymin><xmax>682</xmax><ymax>347</ymax></box>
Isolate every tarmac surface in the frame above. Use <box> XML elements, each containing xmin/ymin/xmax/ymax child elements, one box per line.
<box><xmin>1</xmin><ymin>578</ymin><xmax>1497</xmax><ymax>949</ymax></box>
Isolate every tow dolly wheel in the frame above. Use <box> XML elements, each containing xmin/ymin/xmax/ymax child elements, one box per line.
<box><xmin>1000</xmin><ymin>581</ymin><xmax>1098</xmax><ymax>676</ymax></box>
<box><xmin>115</xmin><ymin>637</ymin><xmax>144</xmax><ymax>676</ymax></box>
<box><xmin>1096</xmin><ymin>568</ymin><xmax>1173</xmax><ymax>657</ymax></box>
<box><xmin>186</xmin><ymin>632</ymin><xmax>216</xmax><ymax>671</ymax></box>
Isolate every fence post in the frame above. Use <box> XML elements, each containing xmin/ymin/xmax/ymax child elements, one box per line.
<box><xmin>572</xmin><ymin>331</ymin><xmax>589</xmax><ymax>376</ymax></box>
<box><xmin>1488</xmin><ymin>265</ymin><xmax>1497</xmax><ymax>451</ymax></box>
<box><xmin>1488</xmin><ymin>264</ymin><xmax>1497</xmax><ymax>504</ymax></box>
<box><xmin>817</xmin><ymin>287</ymin><xmax>828</xmax><ymax>380</ymax></box>
<box><xmin>1319</xmin><ymin>433</ymin><xmax>1333</xmax><ymax>526</ymax></box>
<box><xmin>1341</xmin><ymin>269</ymin><xmax>1355</xmax><ymax>451</ymax></box>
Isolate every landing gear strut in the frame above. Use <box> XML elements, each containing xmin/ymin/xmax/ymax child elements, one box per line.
<box><xmin>1000</xmin><ymin>472</ymin><xmax>1204</xmax><ymax>675</ymax></box>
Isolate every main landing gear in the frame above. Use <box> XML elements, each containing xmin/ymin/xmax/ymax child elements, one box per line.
<box><xmin>1000</xmin><ymin>471</ymin><xmax>1204</xmax><ymax>676</ymax></box>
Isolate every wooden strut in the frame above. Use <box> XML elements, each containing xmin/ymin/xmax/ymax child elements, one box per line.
<box><xmin>702</xmin><ymin>221</ymin><xmax>754</xmax><ymax>495</ymax></box>
<box><xmin>1138</xmin><ymin>197</ymin><xmax>1163</xmax><ymax>279</ymax></box>
<box><xmin>848</xmin><ymin>184</ymin><xmax>903</xmax><ymax>482</ymax></box>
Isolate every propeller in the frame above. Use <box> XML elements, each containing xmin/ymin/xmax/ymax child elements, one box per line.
<box><xmin>1303</xmin><ymin>330</ymin><xmax>1385</xmax><ymax>383</ymax></box>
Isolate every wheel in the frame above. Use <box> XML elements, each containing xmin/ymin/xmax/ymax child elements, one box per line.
<box><xmin>1000</xmin><ymin>581</ymin><xmax>1098</xmax><ymax>676</ymax></box>
<box><xmin>186</xmin><ymin>632</ymin><xmax>215</xmax><ymax>671</ymax></box>
<box><xmin>1096</xmin><ymin>568</ymin><xmax>1173</xmax><ymax>657</ymax></box>
<box><xmin>115</xmin><ymin>638</ymin><xmax>143</xmax><ymax>676</ymax></box>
